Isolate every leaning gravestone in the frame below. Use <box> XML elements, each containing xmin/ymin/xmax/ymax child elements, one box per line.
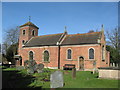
<box><xmin>50</xmin><ymin>71</ymin><xmax>64</xmax><ymax>88</ymax></box>
<box><xmin>36</xmin><ymin>63</ymin><xmax>44</xmax><ymax>73</ymax></box>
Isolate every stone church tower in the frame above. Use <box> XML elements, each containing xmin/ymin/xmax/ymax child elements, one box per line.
<box><xmin>18</xmin><ymin>21</ymin><xmax>39</xmax><ymax>54</ymax></box>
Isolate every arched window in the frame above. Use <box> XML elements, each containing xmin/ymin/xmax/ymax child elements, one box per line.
<box><xmin>89</xmin><ymin>48</ymin><xmax>94</xmax><ymax>59</ymax></box>
<box><xmin>29</xmin><ymin>51</ymin><xmax>33</xmax><ymax>60</ymax></box>
<box><xmin>44</xmin><ymin>50</ymin><xmax>49</xmax><ymax>62</ymax></box>
<box><xmin>23</xmin><ymin>30</ymin><xmax>26</xmax><ymax>35</ymax></box>
<box><xmin>67</xmin><ymin>49</ymin><xmax>72</xmax><ymax>59</ymax></box>
<box><xmin>32</xmin><ymin>30</ymin><xmax>35</xmax><ymax>36</ymax></box>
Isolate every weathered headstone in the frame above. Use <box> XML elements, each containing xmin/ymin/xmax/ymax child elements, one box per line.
<box><xmin>93</xmin><ymin>61</ymin><xmax>96</xmax><ymax>74</ymax></box>
<box><xmin>37</xmin><ymin>63</ymin><xmax>44</xmax><ymax>70</ymax></box>
<box><xmin>36</xmin><ymin>63</ymin><xmax>44</xmax><ymax>73</ymax></box>
<box><xmin>116</xmin><ymin>64</ymin><xmax>118</xmax><ymax>67</ymax></box>
<box><xmin>110</xmin><ymin>63</ymin><xmax>112</xmax><ymax>67</ymax></box>
<box><xmin>113</xmin><ymin>63</ymin><xmax>115</xmax><ymax>67</ymax></box>
<box><xmin>50</xmin><ymin>71</ymin><xmax>64</xmax><ymax>88</ymax></box>
<box><xmin>72</xmin><ymin>68</ymin><xmax>76</xmax><ymax>78</ymax></box>
<box><xmin>93</xmin><ymin>68</ymin><xmax>95</xmax><ymax>74</ymax></box>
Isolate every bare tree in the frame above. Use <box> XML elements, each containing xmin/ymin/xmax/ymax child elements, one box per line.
<box><xmin>2</xmin><ymin>26</ymin><xmax>19</xmax><ymax>63</ymax></box>
<box><xmin>2</xmin><ymin>26</ymin><xmax>19</xmax><ymax>54</ymax></box>
<box><xmin>2</xmin><ymin>42</ymin><xmax>9</xmax><ymax>54</ymax></box>
<box><xmin>106</xmin><ymin>28</ymin><xmax>119</xmax><ymax>49</ymax></box>
<box><xmin>5</xmin><ymin>26</ymin><xmax>19</xmax><ymax>45</ymax></box>
<box><xmin>106</xmin><ymin>27</ymin><xmax>120</xmax><ymax>64</ymax></box>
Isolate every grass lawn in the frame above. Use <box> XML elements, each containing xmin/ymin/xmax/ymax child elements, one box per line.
<box><xmin>2</xmin><ymin>67</ymin><xmax>119</xmax><ymax>89</ymax></box>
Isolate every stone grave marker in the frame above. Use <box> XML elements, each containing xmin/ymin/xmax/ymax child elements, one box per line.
<box><xmin>72</xmin><ymin>68</ymin><xmax>76</xmax><ymax>78</ymax></box>
<box><xmin>37</xmin><ymin>63</ymin><xmax>44</xmax><ymax>73</ymax></box>
<box><xmin>50</xmin><ymin>71</ymin><xmax>64</xmax><ymax>88</ymax></box>
<box><xmin>38</xmin><ymin>63</ymin><xmax>44</xmax><ymax>70</ymax></box>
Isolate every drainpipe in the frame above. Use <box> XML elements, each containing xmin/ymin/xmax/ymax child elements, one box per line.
<box><xmin>57</xmin><ymin>42</ymin><xmax>61</xmax><ymax>69</ymax></box>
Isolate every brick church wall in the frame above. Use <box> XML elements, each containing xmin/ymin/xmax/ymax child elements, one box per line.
<box><xmin>19</xmin><ymin>46</ymin><xmax>59</xmax><ymax>69</ymax></box>
<box><xmin>60</xmin><ymin>45</ymin><xmax>104</xmax><ymax>70</ymax></box>
<box><xmin>20</xmin><ymin>44</ymin><xmax>109</xmax><ymax>70</ymax></box>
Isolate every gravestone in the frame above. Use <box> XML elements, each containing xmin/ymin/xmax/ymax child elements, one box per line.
<box><xmin>72</xmin><ymin>68</ymin><xmax>76</xmax><ymax>78</ymax></box>
<box><xmin>93</xmin><ymin>61</ymin><xmax>96</xmax><ymax>74</ymax></box>
<box><xmin>37</xmin><ymin>63</ymin><xmax>44</xmax><ymax>70</ymax></box>
<box><xmin>113</xmin><ymin>63</ymin><xmax>115</xmax><ymax>67</ymax></box>
<box><xmin>50</xmin><ymin>71</ymin><xmax>64</xmax><ymax>88</ymax></box>
<box><xmin>36</xmin><ymin>63</ymin><xmax>44</xmax><ymax>73</ymax></box>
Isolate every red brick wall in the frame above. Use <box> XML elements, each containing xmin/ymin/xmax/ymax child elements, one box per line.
<box><xmin>60</xmin><ymin>45</ymin><xmax>104</xmax><ymax>70</ymax></box>
<box><xmin>19</xmin><ymin>46</ymin><xmax>59</xmax><ymax>68</ymax></box>
<box><xmin>19</xmin><ymin>44</ymin><xmax>109</xmax><ymax>70</ymax></box>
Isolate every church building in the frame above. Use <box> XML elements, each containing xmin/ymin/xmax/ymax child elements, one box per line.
<box><xmin>15</xmin><ymin>21</ymin><xmax>110</xmax><ymax>71</ymax></box>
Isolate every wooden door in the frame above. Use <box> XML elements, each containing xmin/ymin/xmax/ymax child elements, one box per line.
<box><xmin>79</xmin><ymin>56</ymin><xmax>84</xmax><ymax>70</ymax></box>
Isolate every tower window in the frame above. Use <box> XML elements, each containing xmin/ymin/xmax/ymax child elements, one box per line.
<box><xmin>23</xmin><ymin>30</ymin><xmax>26</xmax><ymax>35</ymax></box>
<box><xmin>32</xmin><ymin>30</ymin><xmax>35</xmax><ymax>36</ymax></box>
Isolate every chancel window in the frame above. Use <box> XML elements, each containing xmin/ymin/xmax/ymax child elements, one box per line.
<box><xmin>67</xmin><ymin>49</ymin><xmax>72</xmax><ymax>59</ymax></box>
<box><xmin>44</xmin><ymin>50</ymin><xmax>49</xmax><ymax>62</ymax></box>
<box><xmin>89</xmin><ymin>48</ymin><xmax>94</xmax><ymax>59</ymax></box>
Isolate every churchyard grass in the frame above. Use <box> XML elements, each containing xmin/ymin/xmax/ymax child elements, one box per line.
<box><xmin>2</xmin><ymin>67</ymin><xmax>119</xmax><ymax>88</ymax></box>
<box><xmin>63</xmin><ymin>71</ymin><xmax>118</xmax><ymax>88</ymax></box>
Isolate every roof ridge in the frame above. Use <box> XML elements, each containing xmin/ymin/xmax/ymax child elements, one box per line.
<box><xmin>67</xmin><ymin>32</ymin><xmax>101</xmax><ymax>36</ymax></box>
<box><xmin>34</xmin><ymin>33</ymin><xmax>63</xmax><ymax>38</ymax></box>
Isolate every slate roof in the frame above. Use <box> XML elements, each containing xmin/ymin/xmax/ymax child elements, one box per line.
<box><xmin>25</xmin><ymin>33</ymin><xmax>63</xmax><ymax>47</ymax></box>
<box><xmin>24</xmin><ymin>32</ymin><xmax>102</xmax><ymax>47</ymax></box>
<box><xmin>20</xmin><ymin>21</ymin><xmax>39</xmax><ymax>29</ymax></box>
<box><xmin>61</xmin><ymin>32</ymin><xmax>102</xmax><ymax>45</ymax></box>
